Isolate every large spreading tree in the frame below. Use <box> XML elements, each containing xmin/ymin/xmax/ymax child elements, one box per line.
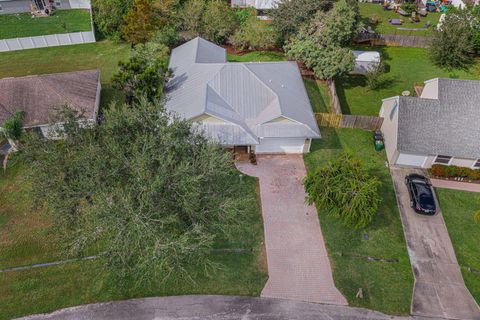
<box><xmin>284</xmin><ymin>0</ymin><xmax>359</xmax><ymax>79</ymax></box>
<box><xmin>430</xmin><ymin>8</ymin><xmax>479</xmax><ymax>70</ymax></box>
<box><xmin>22</xmin><ymin>100</ymin><xmax>254</xmax><ymax>288</ymax></box>
<box><xmin>304</xmin><ymin>153</ymin><xmax>381</xmax><ymax>229</ymax></box>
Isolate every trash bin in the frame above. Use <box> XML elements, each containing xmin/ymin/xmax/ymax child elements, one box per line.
<box><xmin>373</xmin><ymin>131</ymin><xmax>384</xmax><ymax>151</ymax></box>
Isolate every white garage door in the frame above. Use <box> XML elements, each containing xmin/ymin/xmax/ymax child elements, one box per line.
<box><xmin>396</xmin><ymin>153</ymin><xmax>428</xmax><ymax>167</ymax></box>
<box><xmin>255</xmin><ymin>138</ymin><xmax>306</xmax><ymax>154</ymax></box>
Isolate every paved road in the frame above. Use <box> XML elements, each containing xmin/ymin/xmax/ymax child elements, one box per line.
<box><xmin>17</xmin><ymin>295</ymin><xmax>410</xmax><ymax>320</ymax></box>
<box><xmin>390</xmin><ymin>167</ymin><xmax>480</xmax><ymax>320</ymax></box>
<box><xmin>237</xmin><ymin>155</ymin><xmax>347</xmax><ymax>305</ymax></box>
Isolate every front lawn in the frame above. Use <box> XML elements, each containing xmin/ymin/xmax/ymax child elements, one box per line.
<box><xmin>304</xmin><ymin>128</ymin><xmax>413</xmax><ymax>315</ymax></box>
<box><xmin>0</xmin><ymin>9</ymin><xmax>92</xmax><ymax>40</ymax></box>
<box><xmin>337</xmin><ymin>46</ymin><xmax>480</xmax><ymax>115</ymax></box>
<box><xmin>0</xmin><ymin>41</ymin><xmax>130</xmax><ymax>107</ymax></box>
<box><xmin>436</xmin><ymin>189</ymin><xmax>480</xmax><ymax>304</ymax></box>
<box><xmin>359</xmin><ymin>3</ymin><xmax>441</xmax><ymax>36</ymax></box>
<box><xmin>0</xmin><ymin>159</ymin><xmax>267</xmax><ymax>320</ymax></box>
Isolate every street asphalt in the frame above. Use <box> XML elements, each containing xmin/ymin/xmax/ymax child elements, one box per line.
<box><xmin>17</xmin><ymin>295</ymin><xmax>414</xmax><ymax>320</ymax></box>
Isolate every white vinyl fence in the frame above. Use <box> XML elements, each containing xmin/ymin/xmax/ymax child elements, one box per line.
<box><xmin>0</xmin><ymin>31</ymin><xmax>96</xmax><ymax>52</ymax></box>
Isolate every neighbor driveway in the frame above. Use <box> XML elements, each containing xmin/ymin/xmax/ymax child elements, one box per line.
<box><xmin>237</xmin><ymin>155</ymin><xmax>347</xmax><ymax>305</ymax></box>
<box><xmin>390</xmin><ymin>167</ymin><xmax>480</xmax><ymax>320</ymax></box>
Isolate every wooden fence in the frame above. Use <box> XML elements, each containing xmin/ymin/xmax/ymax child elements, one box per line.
<box><xmin>315</xmin><ymin>113</ymin><xmax>384</xmax><ymax>131</ymax></box>
<box><xmin>327</xmin><ymin>80</ymin><xmax>342</xmax><ymax>114</ymax></box>
<box><xmin>354</xmin><ymin>33</ymin><xmax>429</xmax><ymax>48</ymax></box>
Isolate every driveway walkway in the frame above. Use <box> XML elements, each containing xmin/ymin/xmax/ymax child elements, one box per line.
<box><xmin>17</xmin><ymin>295</ymin><xmax>408</xmax><ymax>320</ymax></box>
<box><xmin>237</xmin><ymin>155</ymin><xmax>347</xmax><ymax>305</ymax></box>
<box><xmin>390</xmin><ymin>167</ymin><xmax>480</xmax><ymax>320</ymax></box>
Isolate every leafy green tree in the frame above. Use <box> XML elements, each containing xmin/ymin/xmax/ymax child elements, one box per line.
<box><xmin>151</xmin><ymin>24</ymin><xmax>181</xmax><ymax>48</ymax></box>
<box><xmin>304</xmin><ymin>153</ymin><xmax>381</xmax><ymax>229</ymax></box>
<box><xmin>284</xmin><ymin>0</ymin><xmax>358</xmax><ymax>79</ymax></box>
<box><xmin>1</xmin><ymin>110</ymin><xmax>25</xmax><ymax>151</ymax></box>
<box><xmin>365</xmin><ymin>60</ymin><xmax>386</xmax><ymax>90</ymax></box>
<box><xmin>178</xmin><ymin>0</ymin><xmax>206</xmax><ymax>40</ymax></box>
<box><xmin>230</xmin><ymin>15</ymin><xmax>278</xmax><ymax>51</ymax></box>
<box><xmin>22</xmin><ymin>100</ymin><xmax>253</xmax><ymax>288</ymax></box>
<box><xmin>113</xmin><ymin>41</ymin><xmax>169</xmax><ymax>103</ymax></box>
<box><xmin>122</xmin><ymin>0</ymin><xmax>160</xmax><ymax>44</ymax></box>
<box><xmin>430</xmin><ymin>10</ymin><xmax>476</xmax><ymax>70</ymax></box>
<box><xmin>270</xmin><ymin>0</ymin><xmax>333</xmax><ymax>44</ymax></box>
<box><xmin>92</xmin><ymin>0</ymin><xmax>133</xmax><ymax>39</ymax></box>
<box><xmin>202</xmin><ymin>0</ymin><xmax>238</xmax><ymax>44</ymax></box>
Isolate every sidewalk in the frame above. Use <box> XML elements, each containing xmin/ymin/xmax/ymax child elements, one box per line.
<box><xmin>431</xmin><ymin>178</ymin><xmax>480</xmax><ymax>193</ymax></box>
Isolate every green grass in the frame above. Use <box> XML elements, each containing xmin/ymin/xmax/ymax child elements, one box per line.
<box><xmin>0</xmin><ymin>9</ymin><xmax>92</xmax><ymax>40</ymax></box>
<box><xmin>0</xmin><ymin>160</ymin><xmax>267</xmax><ymax>320</ymax></box>
<box><xmin>0</xmin><ymin>41</ymin><xmax>130</xmax><ymax>107</ymax></box>
<box><xmin>436</xmin><ymin>189</ymin><xmax>480</xmax><ymax>304</ymax></box>
<box><xmin>227</xmin><ymin>51</ymin><xmax>286</xmax><ymax>62</ymax></box>
<box><xmin>359</xmin><ymin>3</ymin><xmax>441</xmax><ymax>36</ymax></box>
<box><xmin>304</xmin><ymin>128</ymin><xmax>413</xmax><ymax>315</ymax></box>
<box><xmin>337</xmin><ymin>46</ymin><xmax>480</xmax><ymax>115</ymax></box>
<box><xmin>304</xmin><ymin>78</ymin><xmax>331</xmax><ymax>113</ymax></box>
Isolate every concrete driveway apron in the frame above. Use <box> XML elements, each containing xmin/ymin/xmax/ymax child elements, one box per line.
<box><xmin>390</xmin><ymin>167</ymin><xmax>480</xmax><ymax>320</ymax></box>
<box><xmin>237</xmin><ymin>155</ymin><xmax>347</xmax><ymax>305</ymax></box>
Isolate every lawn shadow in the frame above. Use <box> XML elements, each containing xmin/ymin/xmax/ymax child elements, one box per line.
<box><xmin>335</xmin><ymin>76</ymin><xmax>367</xmax><ymax>115</ymax></box>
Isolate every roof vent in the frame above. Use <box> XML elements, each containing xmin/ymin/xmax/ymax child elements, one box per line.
<box><xmin>269</xmin><ymin>79</ymin><xmax>272</xmax><ymax>83</ymax></box>
<box><xmin>281</xmin><ymin>84</ymin><xmax>285</xmax><ymax>88</ymax></box>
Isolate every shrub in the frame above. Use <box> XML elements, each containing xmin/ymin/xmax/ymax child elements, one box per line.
<box><xmin>365</xmin><ymin>60</ymin><xmax>386</xmax><ymax>90</ymax></box>
<box><xmin>230</xmin><ymin>15</ymin><xmax>278</xmax><ymax>51</ymax></box>
<box><xmin>429</xmin><ymin>164</ymin><xmax>480</xmax><ymax>181</ymax></box>
<box><xmin>304</xmin><ymin>152</ymin><xmax>381</xmax><ymax>229</ymax></box>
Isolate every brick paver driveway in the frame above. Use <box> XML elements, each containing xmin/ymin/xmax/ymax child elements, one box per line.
<box><xmin>237</xmin><ymin>155</ymin><xmax>347</xmax><ymax>305</ymax></box>
<box><xmin>390</xmin><ymin>167</ymin><xmax>480</xmax><ymax>320</ymax></box>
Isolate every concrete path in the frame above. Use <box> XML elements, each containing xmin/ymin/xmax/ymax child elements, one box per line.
<box><xmin>431</xmin><ymin>178</ymin><xmax>480</xmax><ymax>193</ymax></box>
<box><xmin>17</xmin><ymin>295</ymin><xmax>410</xmax><ymax>320</ymax></box>
<box><xmin>390</xmin><ymin>167</ymin><xmax>480</xmax><ymax>320</ymax></box>
<box><xmin>236</xmin><ymin>155</ymin><xmax>347</xmax><ymax>305</ymax></box>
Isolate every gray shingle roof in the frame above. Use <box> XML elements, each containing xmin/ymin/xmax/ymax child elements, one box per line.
<box><xmin>397</xmin><ymin>78</ymin><xmax>480</xmax><ymax>159</ymax></box>
<box><xmin>0</xmin><ymin>70</ymin><xmax>100</xmax><ymax>127</ymax></box>
<box><xmin>165</xmin><ymin>37</ymin><xmax>320</xmax><ymax>145</ymax></box>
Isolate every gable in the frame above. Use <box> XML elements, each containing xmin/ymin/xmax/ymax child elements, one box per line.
<box><xmin>191</xmin><ymin>113</ymin><xmax>227</xmax><ymax>124</ymax></box>
<box><xmin>264</xmin><ymin>116</ymin><xmax>296</xmax><ymax>124</ymax></box>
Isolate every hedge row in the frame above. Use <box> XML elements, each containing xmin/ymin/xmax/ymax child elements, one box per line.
<box><xmin>429</xmin><ymin>164</ymin><xmax>480</xmax><ymax>181</ymax></box>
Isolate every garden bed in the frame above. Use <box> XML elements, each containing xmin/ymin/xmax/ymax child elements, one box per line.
<box><xmin>0</xmin><ymin>9</ymin><xmax>92</xmax><ymax>40</ymax></box>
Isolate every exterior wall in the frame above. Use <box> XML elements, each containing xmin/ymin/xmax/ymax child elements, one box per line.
<box><xmin>0</xmin><ymin>0</ymin><xmax>75</xmax><ymax>14</ymax></box>
<box><xmin>191</xmin><ymin>114</ymin><xmax>226</xmax><ymax>123</ymax></box>
<box><xmin>302</xmin><ymin>138</ymin><xmax>312</xmax><ymax>153</ymax></box>
<box><xmin>424</xmin><ymin>155</ymin><xmax>478</xmax><ymax>168</ymax></box>
<box><xmin>420</xmin><ymin>78</ymin><xmax>439</xmax><ymax>99</ymax></box>
<box><xmin>379</xmin><ymin>96</ymin><xmax>400</xmax><ymax>165</ymax></box>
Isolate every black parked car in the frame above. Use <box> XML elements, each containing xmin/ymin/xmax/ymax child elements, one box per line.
<box><xmin>405</xmin><ymin>174</ymin><xmax>437</xmax><ymax>215</ymax></box>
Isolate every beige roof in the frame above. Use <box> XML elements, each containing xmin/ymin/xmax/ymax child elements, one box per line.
<box><xmin>0</xmin><ymin>70</ymin><xmax>100</xmax><ymax>127</ymax></box>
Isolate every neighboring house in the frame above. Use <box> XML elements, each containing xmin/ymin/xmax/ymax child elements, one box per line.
<box><xmin>0</xmin><ymin>0</ymin><xmax>90</xmax><ymax>14</ymax></box>
<box><xmin>352</xmin><ymin>51</ymin><xmax>380</xmax><ymax>75</ymax></box>
<box><xmin>166</xmin><ymin>37</ymin><xmax>320</xmax><ymax>154</ymax></box>
<box><xmin>0</xmin><ymin>70</ymin><xmax>101</xmax><ymax>138</ymax></box>
<box><xmin>230</xmin><ymin>0</ymin><xmax>278</xmax><ymax>9</ymax></box>
<box><xmin>379</xmin><ymin>78</ymin><xmax>480</xmax><ymax>169</ymax></box>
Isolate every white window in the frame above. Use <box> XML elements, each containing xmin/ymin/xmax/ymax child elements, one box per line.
<box><xmin>0</xmin><ymin>5</ymin><xmax>3</xmax><ymax>12</ymax></box>
<box><xmin>473</xmin><ymin>159</ymin><xmax>480</xmax><ymax>169</ymax></box>
<box><xmin>434</xmin><ymin>155</ymin><xmax>452</xmax><ymax>165</ymax></box>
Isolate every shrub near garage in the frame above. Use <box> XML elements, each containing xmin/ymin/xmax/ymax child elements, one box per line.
<box><xmin>429</xmin><ymin>164</ymin><xmax>480</xmax><ymax>181</ymax></box>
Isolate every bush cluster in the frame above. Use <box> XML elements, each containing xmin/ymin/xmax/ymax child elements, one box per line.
<box><xmin>429</xmin><ymin>164</ymin><xmax>480</xmax><ymax>181</ymax></box>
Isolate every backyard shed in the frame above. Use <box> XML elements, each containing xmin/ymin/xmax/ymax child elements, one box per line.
<box><xmin>352</xmin><ymin>51</ymin><xmax>381</xmax><ymax>75</ymax></box>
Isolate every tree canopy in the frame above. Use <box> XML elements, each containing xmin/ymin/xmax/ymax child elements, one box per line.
<box><xmin>304</xmin><ymin>153</ymin><xmax>381</xmax><ymax>229</ymax></box>
<box><xmin>22</xmin><ymin>100</ymin><xmax>254</xmax><ymax>288</ymax></box>
<box><xmin>230</xmin><ymin>14</ymin><xmax>278</xmax><ymax>51</ymax></box>
<box><xmin>112</xmin><ymin>41</ymin><xmax>170</xmax><ymax>103</ymax></box>
<box><xmin>430</xmin><ymin>8</ymin><xmax>478</xmax><ymax>70</ymax></box>
<box><xmin>270</xmin><ymin>0</ymin><xmax>333</xmax><ymax>44</ymax></box>
<box><xmin>92</xmin><ymin>0</ymin><xmax>133</xmax><ymax>39</ymax></box>
<box><xmin>284</xmin><ymin>0</ymin><xmax>359</xmax><ymax>79</ymax></box>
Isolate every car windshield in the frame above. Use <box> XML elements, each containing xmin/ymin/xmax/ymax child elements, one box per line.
<box><xmin>416</xmin><ymin>184</ymin><xmax>435</xmax><ymax>208</ymax></box>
